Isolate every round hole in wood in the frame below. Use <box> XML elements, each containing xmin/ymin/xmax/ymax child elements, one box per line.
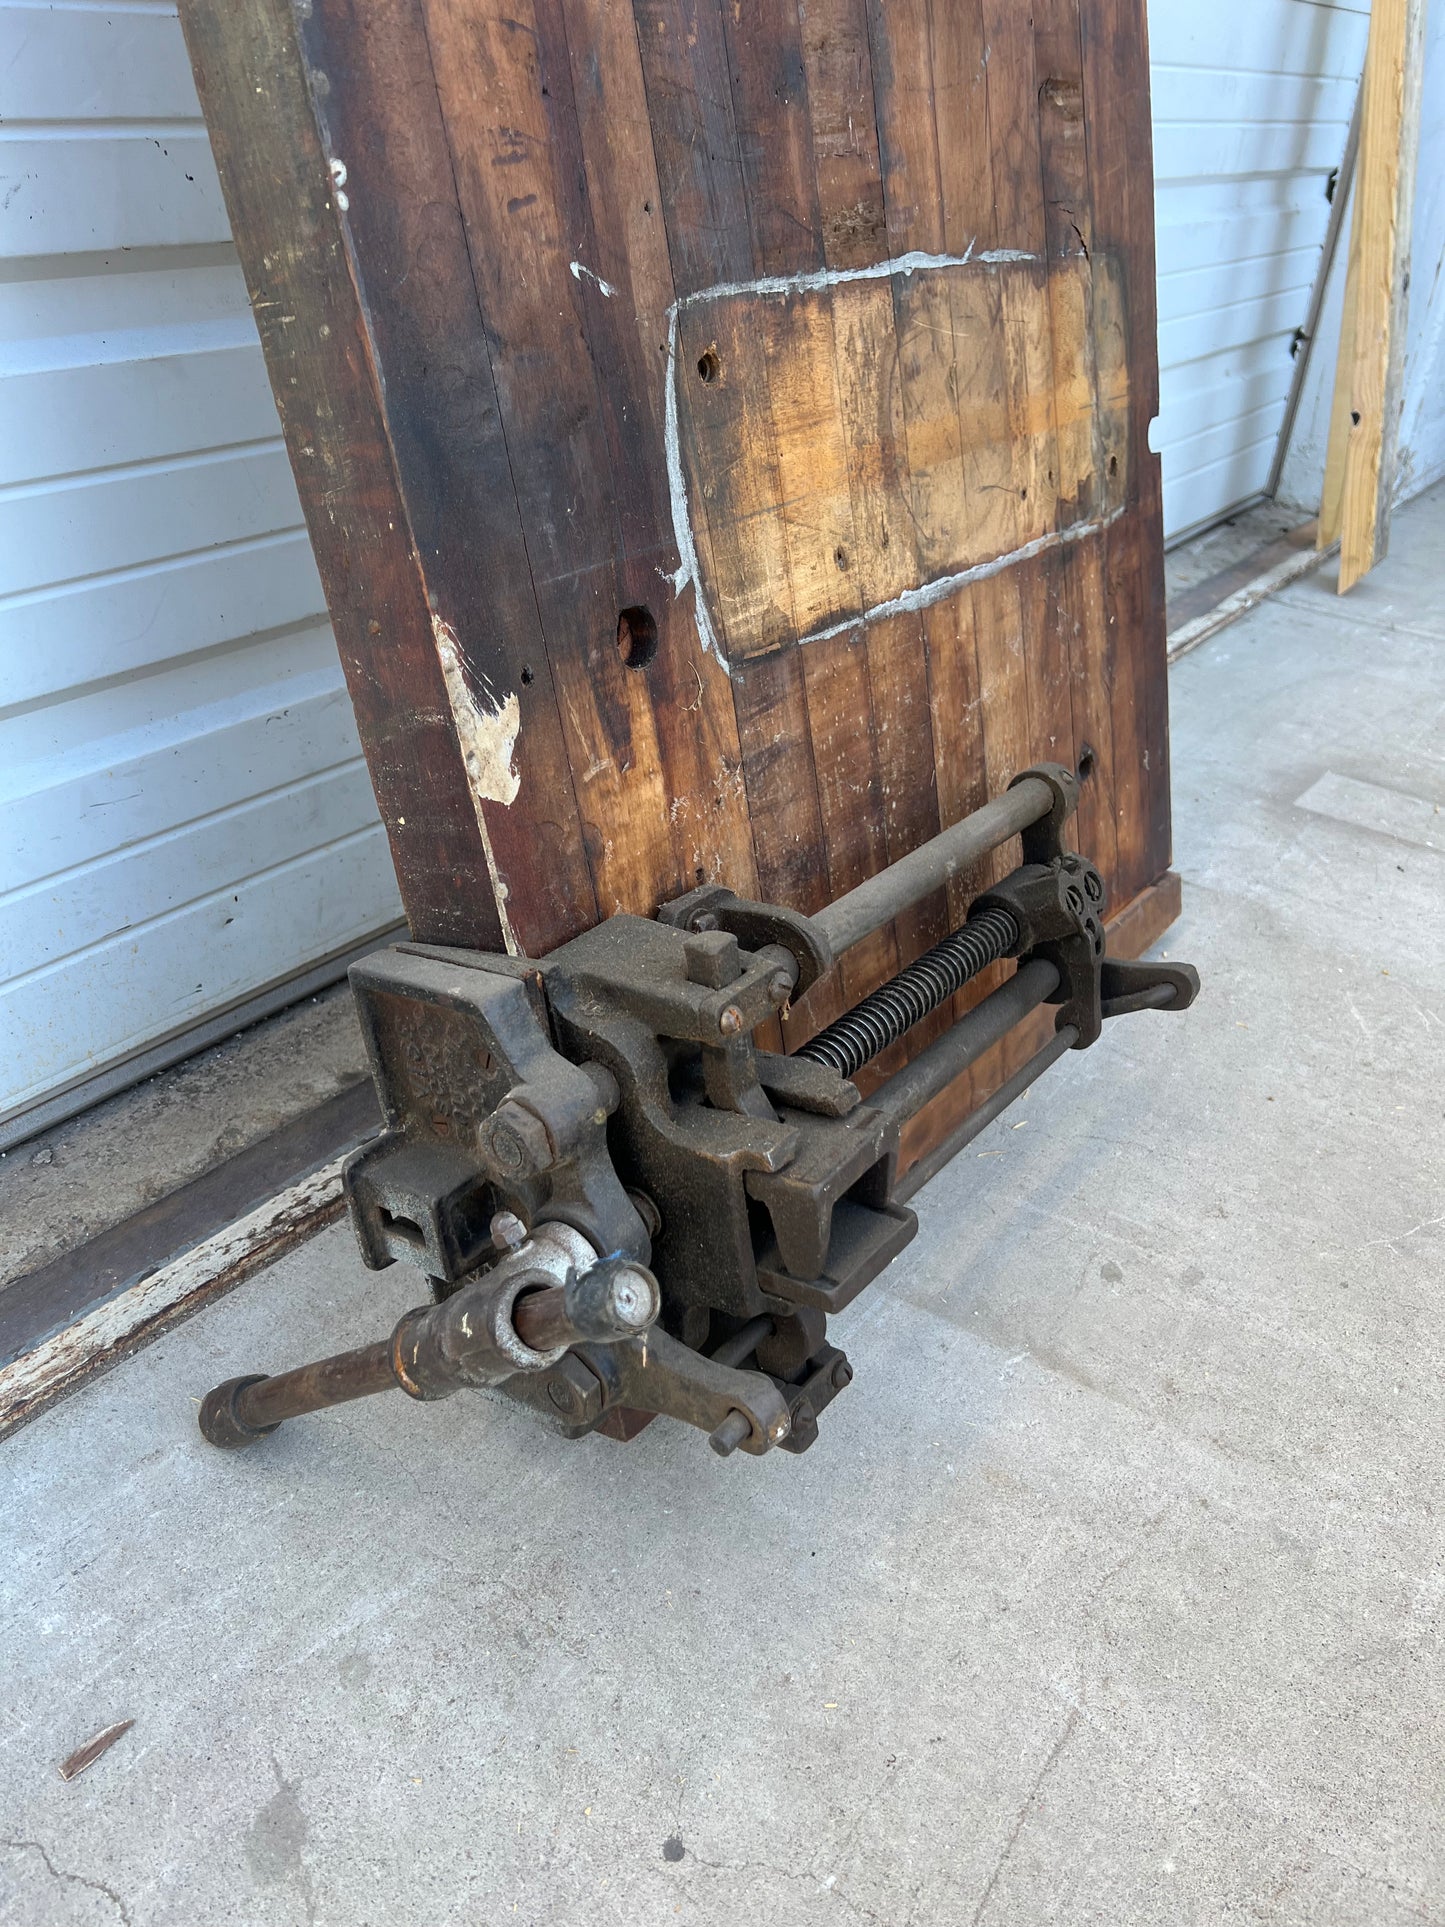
<box><xmin>696</xmin><ymin>346</ymin><xmax>722</xmax><ymax>385</ymax></box>
<box><xmin>1077</xmin><ymin>743</ymin><xmax>1098</xmax><ymax>781</ymax></box>
<box><xmin>520</xmin><ymin>664</ymin><xmax>535</xmax><ymax>685</ymax></box>
<box><xmin>617</xmin><ymin>605</ymin><xmax>659</xmax><ymax>669</ymax></box>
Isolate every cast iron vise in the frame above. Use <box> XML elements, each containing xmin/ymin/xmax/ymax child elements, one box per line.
<box><xmin>198</xmin><ymin>765</ymin><xmax>1197</xmax><ymax>1461</ymax></box>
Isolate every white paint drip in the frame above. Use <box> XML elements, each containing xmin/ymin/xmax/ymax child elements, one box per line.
<box><xmin>674</xmin><ymin>242</ymin><xmax>1036</xmax><ymax>311</ymax></box>
<box><xmin>660</xmin><ymin>245</ymin><xmax>1103</xmax><ymax>676</ymax></box>
<box><xmin>432</xmin><ymin>614</ymin><xmax>522</xmax><ymax>954</ymax></box>
<box><xmin>796</xmin><ymin>509</ymin><xmax>1127</xmax><ymax>648</ymax></box>
<box><xmin>570</xmin><ymin>260</ymin><xmax>616</xmax><ymax>297</ymax></box>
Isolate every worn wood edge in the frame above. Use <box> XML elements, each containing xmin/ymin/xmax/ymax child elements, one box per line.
<box><xmin>897</xmin><ymin>869</ymin><xmax>1182</xmax><ymax>1178</ymax></box>
<box><xmin>0</xmin><ymin>1161</ymin><xmax>348</xmax><ymax>1441</ymax></box>
<box><xmin>1167</xmin><ymin>533</ymin><xmax>1333</xmax><ymax>664</ymax></box>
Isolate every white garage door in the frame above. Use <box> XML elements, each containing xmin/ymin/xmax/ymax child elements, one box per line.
<box><xmin>0</xmin><ymin>3</ymin><xmax>403</xmax><ymax>1145</ymax></box>
<box><xmin>1150</xmin><ymin>0</ymin><xmax>1369</xmax><ymax>540</ymax></box>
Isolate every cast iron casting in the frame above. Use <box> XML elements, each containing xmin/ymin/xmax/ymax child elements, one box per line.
<box><xmin>198</xmin><ymin>765</ymin><xmax>1198</xmax><ymax>1461</ymax></box>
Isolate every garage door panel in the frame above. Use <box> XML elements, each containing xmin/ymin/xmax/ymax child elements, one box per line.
<box><xmin>0</xmin><ymin>531</ymin><xmax>324</xmax><ymax>710</ymax></box>
<box><xmin>1155</xmin><ymin>205</ymin><xmax>1334</xmax><ymax>281</ymax></box>
<box><xmin>1159</xmin><ymin>288</ymin><xmax>1310</xmax><ymax>370</ymax></box>
<box><xmin>2</xmin><ymin>261</ymin><xmax>256</xmax><ymax>365</ymax></box>
<box><xmin>1154</xmin><ymin>116</ymin><xmax>1348</xmax><ymax>185</ymax></box>
<box><xmin>0</xmin><ymin>828</ymin><xmax>399</xmax><ymax>1123</ymax></box>
<box><xmin>1149</xmin><ymin>0</ymin><xmax>1364</xmax><ymax>536</ymax></box>
<box><xmin>1149</xmin><ymin>2</ymin><xmax>1368</xmax><ymax>79</ymax></box>
<box><xmin>1161</xmin><ymin>400</ymin><xmax>1289</xmax><ymax>489</ymax></box>
<box><xmin>0</xmin><ymin>759</ymin><xmax>383</xmax><ymax>978</ymax></box>
<box><xmin>1159</xmin><ymin>350</ymin><xmax>1292</xmax><ymax>449</ymax></box>
<box><xmin>0</xmin><ymin>135</ymin><xmax>228</xmax><ymax>258</ymax></box>
<box><xmin>1164</xmin><ymin>437</ymin><xmax>1277</xmax><ymax>537</ymax></box>
<box><xmin>1</xmin><ymin>629</ymin><xmax>351</xmax><ymax>824</ymax></box>
<box><xmin>0</xmin><ymin>5</ymin><xmax>201</xmax><ymax>121</ymax></box>
<box><xmin>1151</xmin><ymin>65</ymin><xmax>1356</xmax><ymax>129</ymax></box>
<box><xmin>0</xmin><ymin>443</ymin><xmax>303</xmax><ymax>597</ymax></box>
<box><xmin>2</xmin><ymin>337</ymin><xmax>277</xmax><ymax>485</ymax></box>
<box><xmin>1157</xmin><ymin>243</ymin><xmax>1320</xmax><ymax>326</ymax></box>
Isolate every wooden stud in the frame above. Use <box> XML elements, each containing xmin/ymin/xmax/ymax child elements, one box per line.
<box><xmin>1318</xmin><ymin>0</ymin><xmax>1426</xmax><ymax>591</ymax></box>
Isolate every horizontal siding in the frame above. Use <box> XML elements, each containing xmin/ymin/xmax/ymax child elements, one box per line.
<box><xmin>1149</xmin><ymin>0</ymin><xmax>1369</xmax><ymax>536</ymax></box>
<box><xmin>0</xmin><ymin>0</ymin><xmax>401</xmax><ymax>1133</ymax></box>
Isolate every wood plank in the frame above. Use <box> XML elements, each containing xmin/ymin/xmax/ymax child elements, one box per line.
<box><xmin>1318</xmin><ymin>0</ymin><xmax>1426</xmax><ymax>590</ymax></box>
<box><xmin>178</xmin><ymin>0</ymin><xmax>513</xmax><ymax>951</ymax></box>
<box><xmin>1080</xmin><ymin>0</ymin><xmax>1172</xmax><ymax>909</ymax></box>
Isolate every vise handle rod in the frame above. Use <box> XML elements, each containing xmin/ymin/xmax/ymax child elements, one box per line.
<box><xmin>198</xmin><ymin>1246</ymin><xmax>659</xmax><ymax>1449</ymax></box>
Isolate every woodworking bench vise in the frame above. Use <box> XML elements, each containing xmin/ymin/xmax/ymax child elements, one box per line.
<box><xmin>198</xmin><ymin>765</ymin><xmax>1197</xmax><ymax>1462</ymax></box>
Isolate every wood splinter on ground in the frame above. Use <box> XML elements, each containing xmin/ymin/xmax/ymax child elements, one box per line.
<box><xmin>58</xmin><ymin>1719</ymin><xmax>135</xmax><ymax>1781</ymax></box>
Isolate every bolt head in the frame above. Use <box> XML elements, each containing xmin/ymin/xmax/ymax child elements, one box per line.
<box><xmin>548</xmin><ymin>1377</ymin><xmax>579</xmax><ymax>1414</ymax></box>
<box><xmin>480</xmin><ymin>1099</ymin><xmax>554</xmax><ymax>1179</ymax></box>
<box><xmin>831</xmin><ymin>1357</ymin><xmax>853</xmax><ymax>1391</ymax></box>
<box><xmin>768</xmin><ymin>972</ymin><xmax>793</xmax><ymax>1009</ymax></box>
<box><xmin>719</xmin><ymin>1004</ymin><xmax>744</xmax><ymax>1036</ymax></box>
<box><xmin>490</xmin><ymin>1210</ymin><xmax>528</xmax><ymax>1253</ymax></box>
<box><xmin>689</xmin><ymin>911</ymin><xmax>719</xmax><ymax>932</ymax></box>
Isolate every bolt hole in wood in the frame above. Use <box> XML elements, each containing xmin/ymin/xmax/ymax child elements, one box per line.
<box><xmin>520</xmin><ymin>664</ymin><xmax>534</xmax><ymax>685</ymax></box>
<box><xmin>696</xmin><ymin>345</ymin><xmax>722</xmax><ymax>384</ymax></box>
<box><xmin>1077</xmin><ymin>743</ymin><xmax>1098</xmax><ymax>781</ymax></box>
<box><xmin>617</xmin><ymin>605</ymin><xmax>659</xmax><ymax>668</ymax></box>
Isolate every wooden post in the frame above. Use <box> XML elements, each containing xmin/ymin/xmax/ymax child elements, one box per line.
<box><xmin>1318</xmin><ymin>0</ymin><xmax>1426</xmax><ymax>590</ymax></box>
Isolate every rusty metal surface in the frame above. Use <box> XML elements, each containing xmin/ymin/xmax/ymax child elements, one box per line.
<box><xmin>198</xmin><ymin>769</ymin><xmax>1198</xmax><ymax>1462</ymax></box>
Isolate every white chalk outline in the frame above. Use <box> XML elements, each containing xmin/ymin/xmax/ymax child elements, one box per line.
<box><xmin>662</xmin><ymin>246</ymin><xmax>1120</xmax><ymax>672</ymax></box>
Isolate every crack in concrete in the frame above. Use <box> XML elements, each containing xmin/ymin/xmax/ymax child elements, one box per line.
<box><xmin>965</xmin><ymin>1708</ymin><xmax>1080</xmax><ymax>1926</ymax></box>
<box><xmin>2</xmin><ymin>1835</ymin><xmax>133</xmax><ymax>1927</ymax></box>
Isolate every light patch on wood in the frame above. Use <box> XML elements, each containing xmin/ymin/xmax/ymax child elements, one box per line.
<box><xmin>667</xmin><ymin>247</ymin><xmax>1131</xmax><ymax>666</ymax></box>
<box><xmin>432</xmin><ymin>614</ymin><xmax>521</xmax><ymax>952</ymax></box>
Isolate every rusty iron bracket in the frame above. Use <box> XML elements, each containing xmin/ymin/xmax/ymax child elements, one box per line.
<box><xmin>196</xmin><ymin>766</ymin><xmax>1198</xmax><ymax>1462</ymax></box>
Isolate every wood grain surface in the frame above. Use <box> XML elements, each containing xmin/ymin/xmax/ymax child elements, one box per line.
<box><xmin>179</xmin><ymin>0</ymin><xmax>1177</xmax><ymax>1161</ymax></box>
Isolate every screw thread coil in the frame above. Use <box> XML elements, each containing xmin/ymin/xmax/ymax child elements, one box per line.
<box><xmin>797</xmin><ymin>906</ymin><xmax>1019</xmax><ymax>1079</ymax></box>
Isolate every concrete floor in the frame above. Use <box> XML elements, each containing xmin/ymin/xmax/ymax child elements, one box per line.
<box><xmin>2</xmin><ymin>483</ymin><xmax>1442</xmax><ymax>1926</ymax></box>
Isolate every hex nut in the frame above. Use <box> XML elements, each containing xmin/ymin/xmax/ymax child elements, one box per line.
<box><xmin>545</xmin><ymin>1356</ymin><xmax>603</xmax><ymax>1424</ymax></box>
<box><xmin>480</xmin><ymin>1099</ymin><xmax>555</xmax><ymax>1179</ymax></box>
<box><xmin>684</xmin><ymin>929</ymin><xmax>742</xmax><ymax>989</ymax></box>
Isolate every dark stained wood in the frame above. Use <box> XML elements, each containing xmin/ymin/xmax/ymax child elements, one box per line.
<box><xmin>178</xmin><ymin>0</ymin><xmax>514</xmax><ymax>951</ymax></box>
<box><xmin>180</xmin><ymin>0</ymin><xmax>1178</xmax><ymax>1168</ymax></box>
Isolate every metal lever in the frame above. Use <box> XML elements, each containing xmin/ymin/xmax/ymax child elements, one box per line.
<box><xmin>1099</xmin><ymin>958</ymin><xmax>1200</xmax><ymax>1019</ymax></box>
<box><xmin>198</xmin><ymin>1232</ymin><xmax>659</xmax><ymax>1449</ymax></box>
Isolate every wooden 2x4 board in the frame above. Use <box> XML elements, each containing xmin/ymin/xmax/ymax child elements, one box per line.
<box><xmin>179</xmin><ymin>0</ymin><xmax>1178</xmax><ymax>1174</ymax></box>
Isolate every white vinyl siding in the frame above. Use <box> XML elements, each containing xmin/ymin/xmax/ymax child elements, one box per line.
<box><xmin>0</xmin><ymin>1</ymin><xmax>402</xmax><ymax>1141</ymax></box>
<box><xmin>1150</xmin><ymin>0</ymin><xmax>1370</xmax><ymax>538</ymax></box>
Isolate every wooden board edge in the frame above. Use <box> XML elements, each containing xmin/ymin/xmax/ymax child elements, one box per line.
<box><xmin>897</xmin><ymin>867</ymin><xmax>1182</xmax><ymax>1179</ymax></box>
<box><xmin>0</xmin><ymin>1163</ymin><xmax>347</xmax><ymax>1442</ymax></box>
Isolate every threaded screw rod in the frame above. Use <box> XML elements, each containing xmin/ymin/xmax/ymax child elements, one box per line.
<box><xmin>796</xmin><ymin>905</ymin><xmax>1020</xmax><ymax>1079</ymax></box>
